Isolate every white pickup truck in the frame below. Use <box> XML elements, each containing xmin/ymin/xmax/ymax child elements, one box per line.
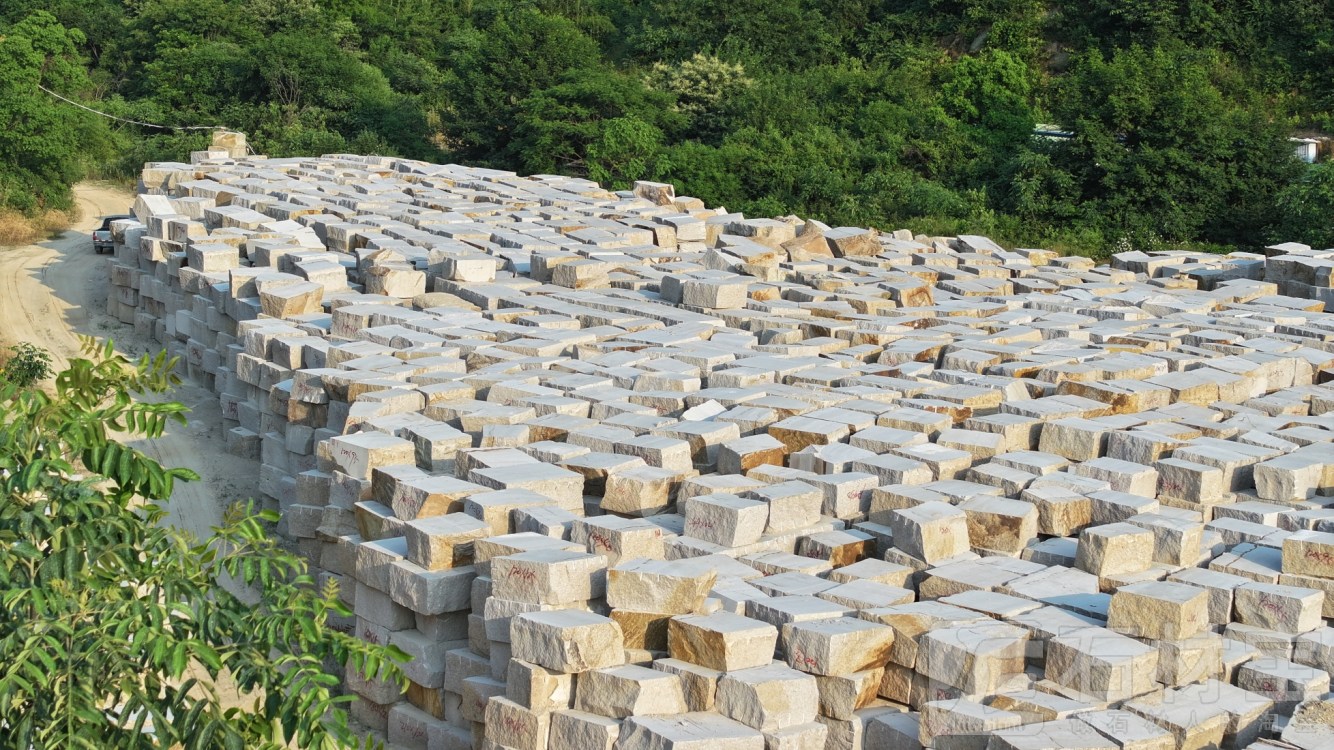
<box><xmin>92</xmin><ymin>214</ymin><xmax>133</xmax><ymax>254</ymax></box>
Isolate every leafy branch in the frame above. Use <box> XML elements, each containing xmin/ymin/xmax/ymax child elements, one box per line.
<box><xmin>0</xmin><ymin>341</ymin><xmax>405</xmax><ymax>749</ymax></box>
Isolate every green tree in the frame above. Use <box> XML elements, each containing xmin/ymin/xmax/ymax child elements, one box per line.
<box><xmin>1040</xmin><ymin>44</ymin><xmax>1298</xmax><ymax>248</ymax></box>
<box><xmin>0</xmin><ymin>343</ymin><xmax>53</xmax><ymax>388</ymax></box>
<box><xmin>586</xmin><ymin>115</ymin><xmax>672</xmax><ymax>188</ymax></box>
<box><xmin>256</xmin><ymin>30</ymin><xmax>394</xmax><ymax>118</ymax></box>
<box><xmin>643</xmin><ymin>53</ymin><xmax>753</xmax><ymax>139</ymax></box>
<box><xmin>0</xmin><ymin>340</ymin><xmax>404</xmax><ymax>749</ymax></box>
<box><xmin>509</xmin><ymin>68</ymin><xmax>680</xmax><ymax>175</ymax></box>
<box><xmin>939</xmin><ymin>50</ymin><xmax>1034</xmax><ymax>161</ymax></box>
<box><xmin>618</xmin><ymin>0</ymin><xmax>843</xmax><ymax>69</ymax></box>
<box><xmin>0</xmin><ymin>12</ymin><xmax>108</xmax><ymax>214</ymax></box>
<box><xmin>440</xmin><ymin>6</ymin><xmax>603</xmax><ymax>162</ymax></box>
<box><xmin>1272</xmin><ymin>161</ymin><xmax>1334</xmax><ymax>249</ymax></box>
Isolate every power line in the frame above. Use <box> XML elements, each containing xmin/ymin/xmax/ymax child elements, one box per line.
<box><xmin>36</xmin><ymin>83</ymin><xmax>235</xmax><ymax>133</ymax></box>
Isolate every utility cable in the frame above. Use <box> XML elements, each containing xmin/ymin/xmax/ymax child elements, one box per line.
<box><xmin>37</xmin><ymin>83</ymin><xmax>237</xmax><ymax>133</ymax></box>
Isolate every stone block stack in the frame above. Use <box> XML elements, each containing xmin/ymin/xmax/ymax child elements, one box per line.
<box><xmin>100</xmin><ymin>145</ymin><xmax>1334</xmax><ymax>750</ymax></box>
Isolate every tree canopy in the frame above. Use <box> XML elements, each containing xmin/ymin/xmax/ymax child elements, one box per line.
<box><xmin>0</xmin><ymin>11</ymin><xmax>108</xmax><ymax>213</ymax></box>
<box><xmin>4</xmin><ymin>0</ymin><xmax>1333</xmax><ymax>255</ymax></box>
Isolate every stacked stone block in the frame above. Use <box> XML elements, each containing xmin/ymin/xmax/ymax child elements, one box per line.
<box><xmin>101</xmin><ymin>146</ymin><xmax>1334</xmax><ymax>750</ymax></box>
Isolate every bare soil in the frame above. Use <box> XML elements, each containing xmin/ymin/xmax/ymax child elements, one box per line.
<box><xmin>0</xmin><ymin>181</ymin><xmax>263</xmax><ymax>711</ymax></box>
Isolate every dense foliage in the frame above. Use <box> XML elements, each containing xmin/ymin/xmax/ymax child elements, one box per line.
<box><xmin>0</xmin><ymin>343</ymin><xmax>54</xmax><ymax>387</ymax></box>
<box><xmin>0</xmin><ymin>339</ymin><xmax>403</xmax><ymax>749</ymax></box>
<box><xmin>4</xmin><ymin>0</ymin><xmax>1333</xmax><ymax>255</ymax></box>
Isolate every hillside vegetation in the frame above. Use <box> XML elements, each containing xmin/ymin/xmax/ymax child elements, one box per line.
<box><xmin>4</xmin><ymin>0</ymin><xmax>1334</xmax><ymax>256</ymax></box>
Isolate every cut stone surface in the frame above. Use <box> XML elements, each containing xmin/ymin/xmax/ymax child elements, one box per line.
<box><xmin>784</xmin><ymin>617</ymin><xmax>895</xmax><ymax>676</ymax></box>
<box><xmin>890</xmin><ymin>501</ymin><xmax>972</xmax><ymax>564</ymax></box>
<box><xmin>716</xmin><ymin>664</ymin><xmax>820</xmax><ymax>732</ymax></box>
<box><xmin>574</xmin><ymin>664</ymin><xmax>688</xmax><ymax>719</ymax></box>
<box><xmin>683</xmin><ymin>493</ymin><xmax>768</xmax><ymax>547</ymax></box>
<box><xmin>918</xmin><ymin>621</ymin><xmax>1030</xmax><ymax>694</ymax></box>
<box><xmin>1075</xmin><ymin>710</ymin><xmax>1175</xmax><ymax>750</ymax></box>
<box><xmin>510</xmin><ymin>609</ymin><xmax>625</xmax><ymax>673</ymax></box>
<box><xmin>668</xmin><ymin>612</ymin><xmax>779</xmax><ymax>672</ymax></box>
<box><xmin>1107</xmin><ymin>581</ymin><xmax>1210</xmax><ymax>641</ymax></box>
<box><xmin>618</xmin><ymin>713</ymin><xmax>765</xmax><ymax>750</ymax></box>
<box><xmin>1235</xmin><ymin>656</ymin><xmax>1331</xmax><ymax>711</ymax></box>
<box><xmin>405</xmin><ymin>509</ymin><xmax>496</xmax><ymax>568</ymax></box>
<box><xmin>1046</xmin><ymin>627</ymin><xmax>1159</xmax><ymax>701</ymax></box>
<box><xmin>1076</xmin><ymin>523</ymin><xmax>1155</xmax><ymax>578</ymax></box>
<box><xmin>987</xmin><ymin>718</ymin><xmax>1120</xmax><ymax>750</ymax></box>
<box><xmin>1122</xmin><ymin>694</ymin><xmax>1228</xmax><ymax>750</ymax></box>
<box><xmin>920</xmin><ymin>698</ymin><xmax>1023</xmax><ymax>748</ymax></box>
<box><xmin>549</xmin><ymin>710</ymin><xmax>622</xmax><ymax>750</ymax></box>
<box><xmin>491</xmin><ymin>549</ymin><xmax>608</xmax><ymax>606</ymax></box>
<box><xmin>1233</xmin><ymin>581</ymin><xmax>1325</xmax><ymax>634</ymax></box>
<box><xmin>608</xmin><ymin>557</ymin><xmax>718</xmax><ymax>615</ymax></box>
<box><xmin>1282</xmin><ymin>529</ymin><xmax>1334</xmax><ymax>579</ymax></box>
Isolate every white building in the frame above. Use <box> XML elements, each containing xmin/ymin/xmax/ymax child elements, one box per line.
<box><xmin>1292</xmin><ymin>137</ymin><xmax>1320</xmax><ymax>163</ymax></box>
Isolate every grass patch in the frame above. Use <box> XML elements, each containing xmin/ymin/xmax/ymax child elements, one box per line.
<box><xmin>0</xmin><ymin>207</ymin><xmax>80</xmax><ymax>246</ymax></box>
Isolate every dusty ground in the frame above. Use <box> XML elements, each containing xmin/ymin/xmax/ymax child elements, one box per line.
<box><xmin>1</xmin><ymin>183</ymin><xmax>393</xmax><ymax>744</ymax></box>
<box><xmin>0</xmin><ymin>181</ymin><xmax>259</xmax><ymax>537</ymax></box>
<box><xmin>0</xmin><ymin>181</ymin><xmax>267</xmax><ymax>717</ymax></box>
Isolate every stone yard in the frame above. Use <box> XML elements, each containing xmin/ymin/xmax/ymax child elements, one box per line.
<box><xmin>107</xmin><ymin>140</ymin><xmax>1334</xmax><ymax>750</ymax></box>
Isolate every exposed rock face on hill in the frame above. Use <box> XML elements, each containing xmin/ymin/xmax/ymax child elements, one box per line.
<box><xmin>112</xmin><ymin>150</ymin><xmax>1334</xmax><ymax>750</ymax></box>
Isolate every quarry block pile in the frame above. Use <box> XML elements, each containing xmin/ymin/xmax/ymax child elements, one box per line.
<box><xmin>108</xmin><ymin>142</ymin><xmax>1334</xmax><ymax>750</ymax></box>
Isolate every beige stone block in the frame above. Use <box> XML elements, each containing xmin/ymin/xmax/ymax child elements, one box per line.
<box><xmin>1233</xmin><ymin>581</ymin><xmax>1325</xmax><ymax>634</ymax></box>
<box><xmin>1174</xmin><ymin>679</ymin><xmax>1272</xmax><ymax>749</ymax></box>
<box><xmin>575</xmin><ymin>664</ymin><xmax>688</xmax><ymax>719</ymax></box>
<box><xmin>683</xmin><ymin>493</ymin><xmax>768</xmax><ymax>547</ymax></box>
<box><xmin>814</xmin><ymin>669</ymin><xmax>883</xmax><ymax>721</ymax></box>
<box><xmin>603</xmin><ymin>465</ymin><xmax>681</xmax><ymax>517</ymax></box>
<box><xmin>1122</xmin><ymin>695</ymin><xmax>1228</xmax><ymax>750</ymax></box>
<box><xmin>1126</xmin><ymin>513</ymin><xmax>1205</xmax><ymax>568</ymax></box>
<box><xmin>918</xmin><ymin>621</ymin><xmax>1029</xmax><ymax>694</ymax></box>
<box><xmin>890</xmin><ymin>501</ymin><xmax>971</xmax><ymax>564</ymax></box>
<box><xmin>717</xmin><ymin>664</ymin><xmax>819</xmax><ymax>732</ymax></box>
<box><xmin>403</xmin><ymin>513</ymin><xmax>490</xmax><ymax>571</ymax></box>
<box><xmin>959</xmin><ymin>496</ymin><xmax>1039</xmax><ymax>555</ymax></box>
<box><xmin>550</xmin><ymin>709</ymin><xmax>621</xmax><ymax>750</ymax></box>
<box><xmin>762</xmin><ymin>722</ymin><xmax>828</xmax><ymax>750</ymax></box>
<box><xmin>1154</xmin><ymin>458</ymin><xmax>1225</xmax><ymax>503</ymax></box>
<box><xmin>618</xmin><ymin>713</ymin><xmax>764</xmax><ymax>750</ymax></box>
<box><xmin>1108</xmin><ymin>581</ymin><xmax>1210</xmax><ymax>641</ymax></box>
<box><xmin>1073</xmin><ymin>457</ymin><xmax>1159</xmax><ymax>496</ymax></box>
<box><xmin>1075</xmin><ymin>710</ymin><xmax>1175</xmax><ymax>750</ymax></box>
<box><xmin>785</xmin><ymin>618</ymin><xmax>895</xmax><ymax>676</ymax></box>
<box><xmin>1076</xmin><ymin>523</ymin><xmax>1154</xmax><ymax>578</ymax></box>
<box><xmin>1020</xmin><ymin>485</ymin><xmax>1092</xmax><ymax>537</ymax></box>
<box><xmin>1282</xmin><ymin>529</ymin><xmax>1334</xmax><ymax>579</ymax></box>
<box><xmin>1151</xmin><ymin>633</ymin><xmax>1223</xmax><ymax>687</ymax></box>
<box><xmin>988</xmin><ymin>718</ymin><xmax>1120</xmax><ymax>750</ymax></box>
<box><xmin>491</xmin><ymin>548</ymin><xmax>608</xmax><ymax>606</ymax></box>
<box><xmin>510</xmin><ymin>610</ymin><xmax>625</xmax><ymax>673</ymax></box>
<box><xmin>668</xmin><ymin>612</ymin><xmax>779</xmax><ymax>672</ymax></box>
<box><xmin>609</xmin><ymin>557</ymin><xmax>718</xmax><ymax>615</ymax></box>
<box><xmin>259</xmin><ymin>280</ymin><xmax>324</xmax><ymax>318</ymax></box>
<box><xmin>653</xmin><ymin>657</ymin><xmax>721</xmax><ymax>712</ymax></box>
<box><xmin>1236</xmin><ymin>656</ymin><xmax>1330</xmax><ymax>712</ymax></box>
<box><xmin>507</xmin><ymin>659</ymin><xmax>574</xmax><ymax>713</ymax></box>
<box><xmin>612</xmin><ymin>609</ymin><xmax>672</xmax><ymax>651</ymax></box>
<box><xmin>483</xmin><ymin>696</ymin><xmax>550</xmax><ymax>750</ymax></box>
<box><xmin>920</xmin><ymin>698</ymin><xmax>1022</xmax><ymax>747</ymax></box>
<box><xmin>718</xmin><ymin>434</ymin><xmax>787</xmax><ymax>475</ymax></box>
<box><xmin>1046</xmin><ymin>627</ymin><xmax>1159</xmax><ymax>702</ymax></box>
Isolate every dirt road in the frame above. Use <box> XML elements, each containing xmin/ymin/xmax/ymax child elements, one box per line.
<box><xmin>0</xmin><ymin>182</ymin><xmax>258</xmax><ymax>538</ymax></box>
<box><xmin>0</xmin><ymin>183</ymin><xmax>375</xmax><ymax>738</ymax></box>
